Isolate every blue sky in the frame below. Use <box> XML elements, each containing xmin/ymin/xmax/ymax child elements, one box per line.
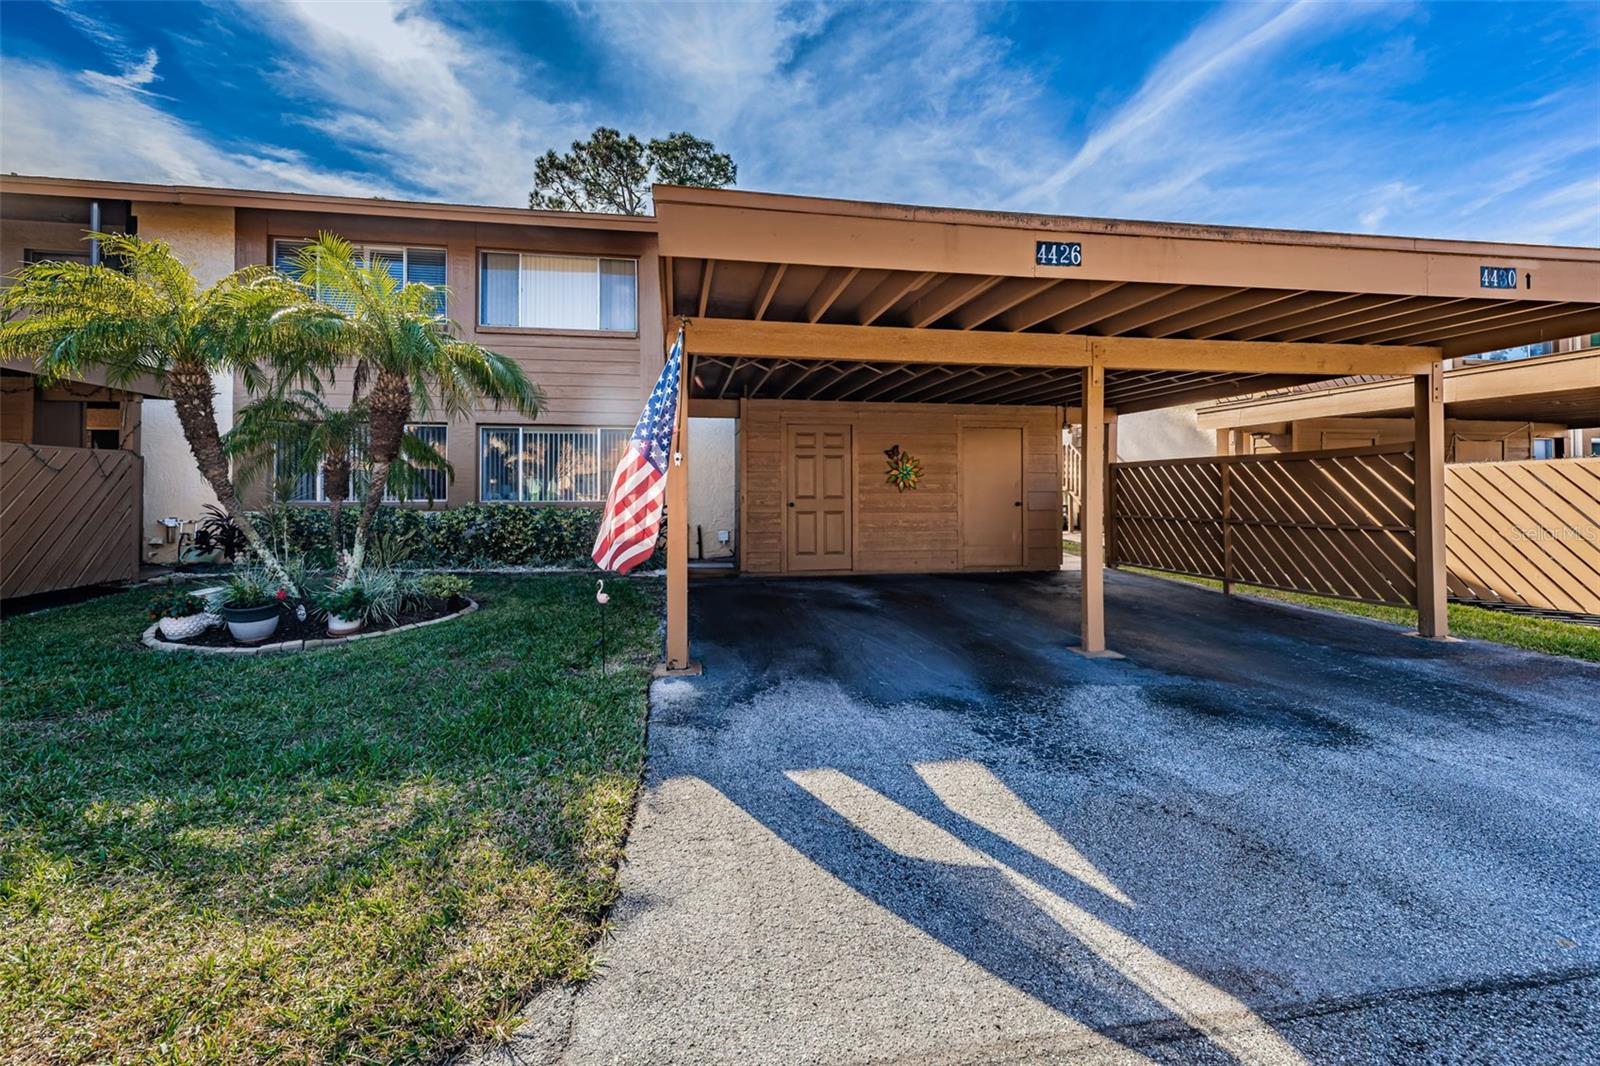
<box><xmin>2</xmin><ymin>1</ymin><xmax>1597</xmax><ymax>243</ymax></box>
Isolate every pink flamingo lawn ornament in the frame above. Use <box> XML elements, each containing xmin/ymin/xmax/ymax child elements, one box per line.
<box><xmin>596</xmin><ymin>580</ymin><xmax>610</xmax><ymax>674</ymax></box>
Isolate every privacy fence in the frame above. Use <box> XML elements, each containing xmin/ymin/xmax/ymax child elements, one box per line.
<box><xmin>1108</xmin><ymin>445</ymin><xmax>1417</xmax><ymax>607</ymax></box>
<box><xmin>1108</xmin><ymin>448</ymin><xmax>1600</xmax><ymax>617</ymax></box>
<box><xmin>1</xmin><ymin>442</ymin><xmax>141</xmax><ymax>600</ymax></box>
<box><xmin>1444</xmin><ymin>458</ymin><xmax>1600</xmax><ymax>616</ymax></box>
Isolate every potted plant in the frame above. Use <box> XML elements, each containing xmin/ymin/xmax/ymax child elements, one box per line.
<box><xmin>146</xmin><ymin>588</ymin><xmax>215</xmax><ymax>641</ymax></box>
<box><xmin>220</xmin><ymin>569</ymin><xmax>288</xmax><ymax>644</ymax></box>
<box><xmin>314</xmin><ymin>583</ymin><xmax>370</xmax><ymax>637</ymax></box>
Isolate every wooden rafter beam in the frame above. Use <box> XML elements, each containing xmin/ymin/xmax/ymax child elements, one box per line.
<box><xmin>999</xmin><ymin>280</ymin><xmax>1119</xmax><ymax>332</ymax></box>
<box><xmin>752</xmin><ymin>262</ymin><xmax>787</xmax><ymax>320</ymax></box>
<box><xmin>1048</xmin><ymin>284</ymin><xmax>1185</xmax><ymax>334</ymax></box>
<box><xmin>1226</xmin><ymin>294</ymin><xmax>1418</xmax><ymax>342</ymax></box>
<box><xmin>1141</xmin><ymin>289</ymin><xmax>1304</xmax><ymax>338</ymax></box>
<box><xmin>892</xmin><ymin>366</ymin><xmax>1001</xmax><ymax>403</ymax></box>
<box><xmin>1275</xmin><ymin>295</ymin><xmax>1457</xmax><ymax>342</ymax></box>
<box><xmin>682</xmin><ymin>317</ymin><xmax>1440</xmax><ymax>376</ymax></box>
<box><xmin>952</xmin><ymin>278</ymin><xmax>1059</xmax><ymax>330</ymax></box>
<box><xmin>1353</xmin><ymin>300</ymin><xmax>1570</xmax><ymax>345</ymax></box>
<box><xmin>1116</xmin><ymin>373</ymin><xmax>1312</xmax><ymax>414</ymax></box>
<box><xmin>1434</xmin><ymin>307</ymin><xmax>1600</xmax><ymax>355</ymax></box>
<box><xmin>907</xmin><ymin>274</ymin><xmax>1005</xmax><ymax>328</ymax></box>
<box><xmin>825</xmin><ymin>364</ymin><xmax>890</xmax><ymax>401</ymax></box>
<box><xmin>714</xmin><ymin>357</ymin><xmax>745</xmax><ymax>400</ymax></box>
<box><xmin>1312</xmin><ymin>298</ymin><xmax>1499</xmax><ymax>343</ymax></box>
<box><xmin>1186</xmin><ymin>291</ymin><xmax>1352</xmax><ymax>339</ymax></box>
<box><xmin>804</xmin><ymin>267</ymin><xmax>861</xmax><ymax>323</ymax></box>
<box><xmin>1214</xmin><ymin>293</ymin><xmax>1373</xmax><ymax>341</ymax></box>
<box><xmin>853</xmin><ymin>364</ymin><xmax>950</xmax><ymax>403</ymax></box>
<box><xmin>697</xmin><ymin>259</ymin><xmax>716</xmax><ymax>318</ymax></box>
<box><xmin>1089</xmin><ymin>286</ymin><xmax>1247</xmax><ymax>337</ymax></box>
<box><xmin>857</xmin><ymin>271</ymin><xmax>937</xmax><ymax>326</ymax></box>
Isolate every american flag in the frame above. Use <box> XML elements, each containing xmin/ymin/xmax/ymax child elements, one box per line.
<box><xmin>592</xmin><ymin>327</ymin><xmax>684</xmax><ymax>574</ymax></box>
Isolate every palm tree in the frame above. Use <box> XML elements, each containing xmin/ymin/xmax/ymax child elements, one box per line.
<box><xmin>226</xmin><ymin>390</ymin><xmax>452</xmax><ymax>551</ymax></box>
<box><xmin>288</xmin><ymin>234</ymin><xmax>542</xmax><ymax>571</ymax></box>
<box><xmin>0</xmin><ymin>233</ymin><xmax>342</xmax><ymax>593</ymax></box>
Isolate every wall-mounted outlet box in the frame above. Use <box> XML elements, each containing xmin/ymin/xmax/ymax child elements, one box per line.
<box><xmin>717</xmin><ymin>530</ymin><xmax>731</xmax><ymax>543</ymax></box>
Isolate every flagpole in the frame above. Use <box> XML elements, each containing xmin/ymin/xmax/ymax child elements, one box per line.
<box><xmin>662</xmin><ymin>319</ymin><xmax>697</xmax><ymax>674</ymax></box>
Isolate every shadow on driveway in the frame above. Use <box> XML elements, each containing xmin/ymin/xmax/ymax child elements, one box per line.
<box><xmin>529</xmin><ymin>571</ymin><xmax>1600</xmax><ymax>1063</ymax></box>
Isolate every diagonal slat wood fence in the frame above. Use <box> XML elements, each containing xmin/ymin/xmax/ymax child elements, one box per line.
<box><xmin>1110</xmin><ymin>445</ymin><xmax>1417</xmax><ymax>606</ymax></box>
<box><xmin>2</xmin><ymin>442</ymin><xmax>141</xmax><ymax>600</ymax></box>
<box><xmin>1445</xmin><ymin>458</ymin><xmax>1600</xmax><ymax>615</ymax></box>
<box><xmin>1110</xmin><ymin>448</ymin><xmax>1600</xmax><ymax>616</ymax></box>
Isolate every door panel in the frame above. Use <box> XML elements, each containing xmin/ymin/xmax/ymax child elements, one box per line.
<box><xmin>1453</xmin><ymin>438</ymin><xmax>1504</xmax><ymax>463</ymax></box>
<box><xmin>961</xmin><ymin>426</ymin><xmax>1023</xmax><ymax>567</ymax></box>
<box><xmin>787</xmin><ymin>425</ymin><xmax>852</xmax><ymax>571</ymax></box>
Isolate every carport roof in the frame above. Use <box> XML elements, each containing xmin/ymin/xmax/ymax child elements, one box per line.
<box><xmin>654</xmin><ymin>186</ymin><xmax>1600</xmax><ymax>413</ymax></box>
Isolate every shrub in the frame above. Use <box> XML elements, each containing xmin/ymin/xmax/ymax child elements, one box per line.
<box><xmin>247</xmin><ymin>505</ymin><xmax>666</xmax><ymax>570</ymax></box>
<box><xmin>146</xmin><ymin>589</ymin><xmax>207</xmax><ymax>621</ymax></box>
<box><xmin>418</xmin><ymin>573</ymin><xmax>472</xmax><ymax>601</ymax></box>
<box><xmin>221</xmin><ymin>564</ymin><xmax>291</xmax><ymax>610</ymax></box>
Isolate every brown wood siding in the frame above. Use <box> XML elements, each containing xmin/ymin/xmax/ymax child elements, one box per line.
<box><xmin>231</xmin><ymin>209</ymin><xmax>662</xmax><ymax>507</ymax></box>
<box><xmin>2</xmin><ymin>442</ymin><xmax>141</xmax><ymax>598</ymax></box>
<box><xmin>738</xmin><ymin>399</ymin><xmax>1062</xmax><ymax>575</ymax></box>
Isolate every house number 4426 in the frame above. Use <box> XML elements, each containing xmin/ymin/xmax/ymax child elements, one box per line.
<box><xmin>1036</xmin><ymin>241</ymin><xmax>1083</xmax><ymax>267</ymax></box>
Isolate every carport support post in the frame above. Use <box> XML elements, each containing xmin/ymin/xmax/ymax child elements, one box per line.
<box><xmin>1414</xmin><ymin>359</ymin><xmax>1448</xmax><ymax>639</ymax></box>
<box><xmin>1075</xmin><ymin>353</ymin><xmax>1110</xmax><ymax>656</ymax></box>
<box><xmin>661</xmin><ymin>333</ymin><xmax>700</xmax><ymax>675</ymax></box>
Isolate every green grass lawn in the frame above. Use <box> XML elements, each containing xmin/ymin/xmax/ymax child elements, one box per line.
<box><xmin>1120</xmin><ymin>566</ymin><xmax>1600</xmax><ymax>663</ymax></box>
<box><xmin>0</xmin><ymin>575</ymin><xmax>662</xmax><ymax>1065</ymax></box>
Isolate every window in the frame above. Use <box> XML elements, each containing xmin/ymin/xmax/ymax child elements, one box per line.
<box><xmin>273</xmin><ymin>239</ymin><xmax>447</xmax><ymax>315</ymax></box>
<box><xmin>1532</xmin><ymin>438</ymin><xmax>1557</xmax><ymax>460</ymax></box>
<box><xmin>1591</xmin><ymin>439</ymin><xmax>1600</xmax><ymax>457</ymax></box>
<box><xmin>24</xmin><ymin>248</ymin><xmax>92</xmax><ymax>266</ymax></box>
<box><xmin>480</xmin><ymin>426</ymin><xmax>631</xmax><ymax>503</ymax></box>
<box><xmin>386</xmin><ymin>424</ymin><xmax>448</xmax><ymax>502</ymax></box>
<box><xmin>478</xmin><ymin>253</ymin><xmax>637</xmax><ymax>332</ymax></box>
<box><xmin>276</xmin><ymin>423</ymin><xmax>447</xmax><ymax>503</ymax></box>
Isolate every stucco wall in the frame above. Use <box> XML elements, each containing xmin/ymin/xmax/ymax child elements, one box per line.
<box><xmin>687</xmin><ymin>417</ymin><xmax>737</xmax><ymax>560</ymax></box>
<box><xmin>1116</xmin><ymin>403</ymin><xmax>1213</xmax><ymax>461</ymax></box>
<box><xmin>134</xmin><ymin>203</ymin><xmax>236</xmax><ymax>559</ymax></box>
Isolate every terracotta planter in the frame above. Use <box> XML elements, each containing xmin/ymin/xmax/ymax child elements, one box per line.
<box><xmin>223</xmin><ymin>603</ymin><xmax>280</xmax><ymax>644</ymax></box>
<box><xmin>325</xmin><ymin>613</ymin><xmax>364</xmax><ymax>637</ymax></box>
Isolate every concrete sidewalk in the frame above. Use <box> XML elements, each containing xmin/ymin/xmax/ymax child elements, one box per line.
<box><xmin>469</xmin><ymin>569</ymin><xmax>1600</xmax><ymax>1065</ymax></box>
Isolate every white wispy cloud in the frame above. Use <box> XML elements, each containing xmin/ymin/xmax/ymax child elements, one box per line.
<box><xmin>79</xmin><ymin>46</ymin><xmax>161</xmax><ymax>94</ymax></box>
<box><xmin>0</xmin><ymin>55</ymin><xmax>396</xmax><ymax>195</ymax></box>
<box><xmin>235</xmin><ymin>0</ymin><xmax>584</xmax><ymax>204</ymax></box>
<box><xmin>1</xmin><ymin>0</ymin><xmax>1593</xmax><ymax>247</ymax></box>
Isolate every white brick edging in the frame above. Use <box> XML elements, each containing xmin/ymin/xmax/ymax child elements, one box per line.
<box><xmin>140</xmin><ymin>598</ymin><xmax>479</xmax><ymax>656</ymax></box>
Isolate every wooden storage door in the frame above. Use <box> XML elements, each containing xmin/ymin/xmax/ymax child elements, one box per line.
<box><xmin>786</xmin><ymin>425</ymin><xmax>852</xmax><ymax>571</ymax></box>
<box><xmin>1453</xmin><ymin>438</ymin><xmax>1505</xmax><ymax>463</ymax></box>
<box><xmin>960</xmin><ymin>426</ymin><xmax>1023</xmax><ymax>567</ymax></box>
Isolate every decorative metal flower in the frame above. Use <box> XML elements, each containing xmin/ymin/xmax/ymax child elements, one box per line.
<box><xmin>883</xmin><ymin>445</ymin><xmax>923</xmax><ymax>492</ymax></box>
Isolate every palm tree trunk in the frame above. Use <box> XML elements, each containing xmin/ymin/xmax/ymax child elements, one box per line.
<box><xmin>168</xmin><ymin>361</ymin><xmax>299</xmax><ymax>595</ymax></box>
<box><xmin>322</xmin><ymin>456</ymin><xmax>349</xmax><ymax>556</ymax></box>
<box><xmin>349</xmin><ymin>369</ymin><xmax>410</xmax><ymax>572</ymax></box>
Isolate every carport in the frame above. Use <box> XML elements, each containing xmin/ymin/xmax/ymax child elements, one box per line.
<box><xmin>649</xmin><ymin>186</ymin><xmax>1600</xmax><ymax>670</ymax></box>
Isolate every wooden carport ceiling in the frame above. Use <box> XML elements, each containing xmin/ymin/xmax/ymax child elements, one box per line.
<box><xmin>657</xmin><ymin>186</ymin><xmax>1600</xmax><ymax>412</ymax></box>
<box><xmin>690</xmin><ymin>355</ymin><xmax>1324</xmax><ymax>412</ymax></box>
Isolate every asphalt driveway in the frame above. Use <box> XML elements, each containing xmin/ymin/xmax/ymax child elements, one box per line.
<box><xmin>493</xmin><ymin>569</ymin><xmax>1599</xmax><ymax>1064</ymax></box>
